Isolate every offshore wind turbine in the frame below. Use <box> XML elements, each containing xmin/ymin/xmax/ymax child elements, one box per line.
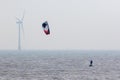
<box><xmin>16</xmin><ymin>12</ymin><xmax>25</xmax><ymax>51</ymax></box>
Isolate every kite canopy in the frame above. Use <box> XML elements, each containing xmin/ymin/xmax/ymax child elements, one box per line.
<box><xmin>42</xmin><ymin>21</ymin><xmax>50</xmax><ymax>35</ymax></box>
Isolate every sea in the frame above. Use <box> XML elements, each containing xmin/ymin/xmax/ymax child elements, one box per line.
<box><xmin>0</xmin><ymin>50</ymin><xmax>120</xmax><ymax>80</ymax></box>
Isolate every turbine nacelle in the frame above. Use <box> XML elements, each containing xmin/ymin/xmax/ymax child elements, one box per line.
<box><xmin>16</xmin><ymin>17</ymin><xmax>23</xmax><ymax>24</ymax></box>
<box><xmin>16</xmin><ymin>21</ymin><xmax>23</xmax><ymax>24</ymax></box>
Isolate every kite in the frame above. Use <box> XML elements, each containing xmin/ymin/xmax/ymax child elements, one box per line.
<box><xmin>42</xmin><ymin>21</ymin><xmax>50</xmax><ymax>35</ymax></box>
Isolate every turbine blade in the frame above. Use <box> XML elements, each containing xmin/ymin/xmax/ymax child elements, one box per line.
<box><xmin>16</xmin><ymin>17</ymin><xmax>20</xmax><ymax>21</ymax></box>
<box><xmin>21</xmin><ymin>11</ymin><xmax>25</xmax><ymax>21</ymax></box>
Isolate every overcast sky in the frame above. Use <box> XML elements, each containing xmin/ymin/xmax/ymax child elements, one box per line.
<box><xmin>0</xmin><ymin>0</ymin><xmax>120</xmax><ymax>50</ymax></box>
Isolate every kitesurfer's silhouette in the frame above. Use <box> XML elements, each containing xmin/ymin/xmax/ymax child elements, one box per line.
<box><xmin>89</xmin><ymin>60</ymin><xmax>93</xmax><ymax>67</ymax></box>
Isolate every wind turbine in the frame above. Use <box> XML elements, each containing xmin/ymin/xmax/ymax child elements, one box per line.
<box><xmin>16</xmin><ymin>12</ymin><xmax>25</xmax><ymax>51</ymax></box>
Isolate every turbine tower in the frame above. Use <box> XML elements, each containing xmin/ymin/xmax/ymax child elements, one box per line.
<box><xmin>16</xmin><ymin>12</ymin><xmax>25</xmax><ymax>51</ymax></box>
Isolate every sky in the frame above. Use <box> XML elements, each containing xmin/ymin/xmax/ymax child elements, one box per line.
<box><xmin>0</xmin><ymin>0</ymin><xmax>120</xmax><ymax>50</ymax></box>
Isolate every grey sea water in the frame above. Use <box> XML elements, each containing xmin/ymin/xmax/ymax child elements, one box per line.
<box><xmin>0</xmin><ymin>50</ymin><xmax>120</xmax><ymax>80</ymax></box>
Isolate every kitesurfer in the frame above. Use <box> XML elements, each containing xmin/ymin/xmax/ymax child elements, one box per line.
<box><xmin>89</xmin><ymin>60</ymin><xmax>93</xmax><ymax>67</ymax></box>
